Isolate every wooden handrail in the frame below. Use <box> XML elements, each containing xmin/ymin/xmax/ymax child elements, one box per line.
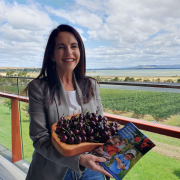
<box><xmin>0</xmin><ymin>92</ymin><xmax>28</xmax><ymax>103</ymax></box>
<box><xmin>104</xmin><ymin>113</ymin><xmax>180</xmax><ymax>139</ymax></box>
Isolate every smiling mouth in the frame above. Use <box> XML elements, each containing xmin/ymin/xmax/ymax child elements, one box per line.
<box><xmin>63</xmin><ymin>59</ymin><xmax>75</xmax><ymax>62</ymax></box>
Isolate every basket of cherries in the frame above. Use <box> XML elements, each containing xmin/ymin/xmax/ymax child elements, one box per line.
<box><xmin>51</xmin><ymin>111</ymin><xmax>121</xmax><ymax>157</ymax></box>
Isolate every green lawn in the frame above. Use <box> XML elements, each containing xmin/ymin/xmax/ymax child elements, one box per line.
<box><xmin>0</xmin><ymin>98</ymin><xmax>180</xmax><ymax>179</ymax></box>
<box><xmin>0</xmin><ymin>99</ymin><xmax>34</xmax><ymax>162</ymax></box>
<box><xmin>121</xmin><ymin>151</ymin><xmax>180</xmax><ymax>180</ymax></box>
<box><xmin>20</xmin><ymin>101</ymin><xmax>34</xmax><ymax>162</ymax></box>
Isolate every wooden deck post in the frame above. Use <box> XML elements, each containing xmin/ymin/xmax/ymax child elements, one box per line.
<box><xmin>11</xmin><ymin>99</ymin><xmax>22</xmax><ymax>163</ymax></box>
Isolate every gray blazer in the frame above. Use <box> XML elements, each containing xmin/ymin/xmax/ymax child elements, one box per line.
<box><xmin>25</xmin><ymin>74</ymin><xmax>103</xmax><ymax>180</ymax></box>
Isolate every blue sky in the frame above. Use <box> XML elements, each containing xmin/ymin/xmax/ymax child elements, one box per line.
<box><xmin>0</xmin><ymin>0</ymin><xmax>180</xmax><ymax>68</ymax></box>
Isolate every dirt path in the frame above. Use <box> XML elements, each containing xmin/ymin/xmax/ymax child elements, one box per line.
<box><xmin>152</xmin><ymin>142</ymin><xmax>180</xmax><ymax>160</ymax></box>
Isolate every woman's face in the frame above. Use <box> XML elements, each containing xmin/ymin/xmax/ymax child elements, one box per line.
<box><xmin>53</xmin><ymin>31</ymin><xmax>80</xmax><ymax>75</ymax></box>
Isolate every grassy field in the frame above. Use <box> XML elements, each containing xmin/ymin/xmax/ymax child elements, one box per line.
<box><xmin>0</xmin><ymin>98</ymin><xmax>34</xmax><ymax>162</ymax></box>
<box><xmin>121</xmin><ymin>151</ymin><xmax>180</xmax><ymax>180</ymax></box>
<box><xmin>0</xmin><ymin>98</ymin><xmax>180</xmax><ymax>179</ymax></box>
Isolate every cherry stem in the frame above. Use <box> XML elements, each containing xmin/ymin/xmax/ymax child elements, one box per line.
<box><xmin>83</xmin><ymin>109</ymin><xmax>87</xmax><ymax>114</ymax></box>
<box><xmin>93</xmin><ymin>140</ymin><xmax>99</xmax><ymax>143</ymax></box>
<box><xmin>62</xmin><ymin>127</ymin><xmax>71</xmax><ymax>137</ymax></box>
<box><xmin>87</xmin><ymin>138</ymin><xmax>99</xmax><ymax>143</ymax></box>
<box><xmin>58</xmin><ymin>135</ymin><xmax>62</xmax><ymax>138</ymax></box>
<box><xmin>85</xmin><ymin>117</ymin><xmax>89</xmax><ymax>122</ymax></box>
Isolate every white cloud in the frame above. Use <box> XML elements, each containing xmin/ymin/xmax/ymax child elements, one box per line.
<box><xmin>0</xmin><ymin>0</ymin><xmax>180</xmax><ymax>68</ymax></box>
<box><xmin>0</xmin><ymin>0</ymin><xmax>57</xmax><ymax>67</ymax></box>
<box><xmin>0</xmin><ymin>1</ymin><xmax>53</xmax><ymax>31</ymax></box>
<box><xmin>45</xmin><ymin>6</ymin><xmax>103</xmax><ymax>30</ymax></box>
<box><xmin>84</xmin><ymin>0</ymin><xmax>180</xmax><ymax>47</ymax></box>
<box><xmin>74</xmin><ymin>26</ymin><xmax>87</xmax><ymax>41</ymax></box>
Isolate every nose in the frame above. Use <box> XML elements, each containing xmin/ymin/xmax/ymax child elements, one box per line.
<box><xmin>65</xmin><ymin>46</ymin><xmax>72</xmax><ymax>55</ymax></box>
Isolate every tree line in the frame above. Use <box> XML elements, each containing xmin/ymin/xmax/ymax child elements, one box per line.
<box><xmin>0</xmin><ymin>70</ymin><xmax>32</xmax><ymax>84</ymax></box>
<box><xmin>95</xmin><ymin>76</ymin><xmax>180</xmax><ymax>83</ymax></box>
<box><xmin>0</xmin><ymin>68</ymin><xmax>41</xmax><ymax>73</ymax></box>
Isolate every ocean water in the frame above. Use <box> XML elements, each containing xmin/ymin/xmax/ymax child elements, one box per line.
<box><xmin>86</xmin><ymin>69</ymin><xmax>180</xmax><ymax>77</ymax></box>
<box><xmin>99</xmin><ymin>84</ymin><xmax>180</xmax><ymax>93</ymax></box>
<box><xmin>86</xmin><ymin>69</ymin><xmax>180</xmax><ymax>93</ymax></box>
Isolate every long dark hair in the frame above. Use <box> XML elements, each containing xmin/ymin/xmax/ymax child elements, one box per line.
<box><xmin>25</xmin><ymin>24</ymin><xmax>96</xmax><ymax>107</ymax></box>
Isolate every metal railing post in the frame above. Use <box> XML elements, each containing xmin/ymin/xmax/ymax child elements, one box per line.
<box><xmin>11</xmin><ymin>99</ymin><xmax>22</xmax><ymax>163</ymax></box>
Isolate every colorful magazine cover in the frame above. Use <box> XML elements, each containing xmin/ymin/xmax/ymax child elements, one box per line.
<box><xmin>93</xmin><ymin>122</ymin><xmax>156</xmax><ymax>180</ymax></box>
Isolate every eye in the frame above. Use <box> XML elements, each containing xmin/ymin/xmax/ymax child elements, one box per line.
<box><xmin>58</xmin><ymin>46</ymin><xmax>63</xmax><ymax>49</ymax></box>
<box><xmin>72</xmin><ymin>45</ymin><xmax>78</xmax><ymax>48</ymax></box>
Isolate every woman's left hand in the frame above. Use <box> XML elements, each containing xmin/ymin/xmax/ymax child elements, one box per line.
<box><xmin>79</xmin><ymin>154</ymin><xmax>113</xmax><ymax>178</ymax></box>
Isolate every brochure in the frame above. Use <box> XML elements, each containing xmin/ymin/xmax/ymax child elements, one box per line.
<box><xmin>92</xmin><ymin>122</ymin><xmax>156</xmax><ymax>180</ymax></box>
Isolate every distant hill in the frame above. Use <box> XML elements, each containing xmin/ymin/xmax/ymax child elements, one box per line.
<box><xmin>129</xmin><ymin>65</ymin><xmax>180</xmax><ymax>69</ymax></box>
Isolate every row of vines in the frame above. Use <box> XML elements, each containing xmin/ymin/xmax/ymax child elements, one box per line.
<box><xmin>1</xmin><ymin>80</ymin><xmax>180</xmax><ymax>120</ymax></box>
<box><xmin>99</xmin><ymin>88</ymin><xmax>180</xmax><ymax>120</ymax></box>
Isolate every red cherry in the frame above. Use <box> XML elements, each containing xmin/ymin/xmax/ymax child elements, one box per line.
<box><xmin>102</xmin><ymin>116</ymin><xmax>107</xmax><ymax>121</ymax></box>
<box><xmin>66</xmin><ymin>130</ymin><xmax>74</xmax><ymax>137</ymax></box>
<box><xmin>67</xmin><ymin>137</ymin><xmax>75</xmax><ymax>144</ymax></box>
<box><xmin>92</xmin><ymin>113</ymin><xmax>96</xmax><ymax>117</ymax></box>
<box><xmin>86</xmin><ymin>112</ymin><xmax>91</xmax><ymax>119</ymax></box>
<box><xmin>90</xmin><ymin>121</ymin><xmax>96</xmax><ymax>127</ymax></box>
<box><xmin>93</xmin><ymin>116</ymin><xmax>98</xmax><ymax>122</ymax></box>
<box><xmin>98</xmin><ymin>115</ymin><xmax>103</xmax><ymax>121</ymax></box>
<box><xmin>61</xmin><ymin>134</ymin><xmax>68</xmax><ymax>143</ymax></box>
<box><xmin>81</xmin><ymin>136</ymin><xmax>87</xmax><ymax>142</ymax></box>
<box><xmin>80</xmin><ymin>129</ymin><xmax>86</xmax><ymax>136</ymax></box>
<box><xmin>59</xmin><ymin>130</ymin><xmax>66</xmax><ymax>135</ymax></box>
<box><xmin>75</xmin><ymin>136</ymin><xmax>82</xmax><ymax>144</ymax></box>
<box><xmin>87</xmin><ymin>136</ymin><xmax>94</xmax><ymax>142</ymax></box>
<box><xmin>111</xmin><ymin>126</ymin><xmax>116</xmax><ymax>135</ymax></box>
<box><xmin>73</xmin><ymin>129</ymin><xmax>80</xmax><ymax>135</ymax></box>
<box><xmin>62</xmin><ymin>123</ymin><xmax>69</xmax><ymax>129</ymax></box>
<box><xmin>71</xmin><ymin>116</ymin><xmax>76</xmax><ymax>121</ymax></box>
<box><xmin>77</xmin><ymin>122</ymin><xmax>83</xmax><ymax>129</ymax></box>
<box><xmin>87</xmin><ymin>128</ymin><xmax>94</xmax><ymax>135</ymax></box>
<box><xmin>60</xmin><ymin>116</ymin><xmax>64</xmax><ymax>121</ymax></box>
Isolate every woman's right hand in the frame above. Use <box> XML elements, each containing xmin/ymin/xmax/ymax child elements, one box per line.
<box><xmin>79</xmin><ymin>154</ymin><xmax>113</xmax><ymax>178</ymax></box>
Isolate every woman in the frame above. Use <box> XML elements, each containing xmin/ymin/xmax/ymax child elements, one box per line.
<box><xmin>25</xmin><ymin>25</ymin><xmax>112</xmax><ymax>180</ymax></box>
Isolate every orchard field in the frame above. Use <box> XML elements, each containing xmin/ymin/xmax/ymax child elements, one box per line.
<box><xmin>0</xmin><ymin>80</ymin><xmax>180</xmax><ymax>126</ymax></box>
<box><xmin>99</xmin><ymin>88</ymin><xmax>180</xmax><ymax>124</ymax></box>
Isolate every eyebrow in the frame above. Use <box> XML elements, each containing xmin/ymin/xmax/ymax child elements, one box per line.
<box><xmin>56</xmin><ymin>43</ymin><xmax>78</xmax><ymax>47</ymax></box>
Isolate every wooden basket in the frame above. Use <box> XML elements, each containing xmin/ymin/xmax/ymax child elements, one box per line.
<box><xmin>51</xmin><ymin>114</ymin><xmax>104</xmax><ymax>157</ymax></box>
